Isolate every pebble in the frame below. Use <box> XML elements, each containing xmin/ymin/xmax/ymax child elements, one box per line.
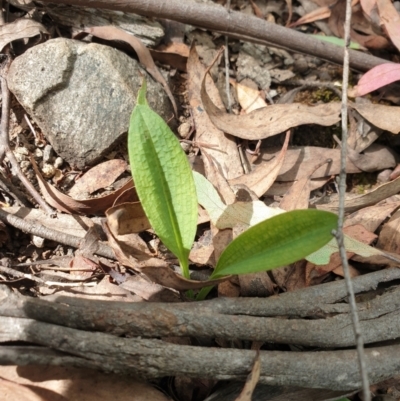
<box><xmin>178</xmin><ymin>122</ymin><xmax>191</xmax><ymax>138</ymax></box>
<box><xmin>54</xmin><ymin>156</ymin><xmax>63</xmax><ymax>169</ymax></box>
<box><xmin>43</xmin><ymin>144</ymin><xmax>54</xmax><ymax>163</ymax></box>
<box><xmin>41</xmin><ymin>163</ymin><xmax>56</xmax><ymax>178</ymax></box>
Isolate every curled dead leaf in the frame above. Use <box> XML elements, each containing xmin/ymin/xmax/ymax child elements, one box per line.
<box><xmin>32</xmin><ymin>157</ymin><xmax>135</xmax><ymax>214</ymax></box>
<box><xmin>200</xmin><ymin>50</ymin><xmax>341</xmax><ymax>140</ymax></box>
<box><xmin>69</xmin><ymin>159</ymin><xmax>128</xmax><ymax>199</ymax></box>
<box><xmin>106</xmin><ymin>201</ymin><xmax>151</xmax><ymax>235</ymax></box>
<box><xmin>104</xmin><ymin>222</ymin><xmax>230</xmax><ymax>291</ymax></box>
<box><xmin>0</xmin><ymin>19</ymin><xmax>49</xmax><ymax>52</ymax></box>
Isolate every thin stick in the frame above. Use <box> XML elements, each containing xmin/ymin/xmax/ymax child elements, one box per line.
<box><xmin>0</xmin><ymin>207</ymin><xmax>116</xmax><ymax>260</ymax></box>
<box><xmin>0</xmin><ymin>59</ymin><xmax>54</xmax><ymax>215</ymax></box>
<box><xmin>39</xmin><ymin>0</ymin><xmax>390</xmax><ymax>72</ymax></box>
<box><xmin>333</xmin><ymin>0</ymin><xmax>371</xmax><ymax>398</ymax></box>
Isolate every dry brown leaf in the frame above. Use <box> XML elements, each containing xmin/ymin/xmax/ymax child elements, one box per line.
<box><xmin>306</xmin><ymin>224</ymin><xmax>376</xmax><ymax>283</ymax></box>
<box><xmin>351</xmin><ymin>102</ymin><xmax>400</xmax><ymax>134</ymax></box>
<box><xmin>334</xmin><ymin>137</ymin><xmax>396</xmax><ymax>173</ymax></box>
<box><xmin>106</xmin><ymin>201</ymin><xmax>151</xmax><ymax>235</ymax></box>
<box><xmin>0</xmin><ymin>376</ymin><xmax>39</xmax><ymax>401</ymax></box>
<box><xmin>285</xmin><ymin>0</ymin><xmax>294</xmax><ymax>26</ymax></box>
<box><xmin>267</xmin><ymin>177</ymin><xmax>330</xmax><ymax>196</ymax></box>
<box><xmin>120</xmin><ymin>275</ymin><xmax>181</xmax><ymax>302</ymax></box>
<box><xmin>263</xmin><ymin>146</ymin><xmax>360</xmax><ymax>182</ymax></box>
<box><xmin>239</xmin><ymin>272</ymin><xmax>275</xmax><ymax>297</ymax></box>
<box><xmin>0</xmin><ymin>18</ymin><xmax>49</xmax><ymax>52</ymax></box>
<box><xmin>83</xmin><ymin>26</ymin><xmax>177</xmax><ymax>116</ymax></box>
<box><xmin>230</xmin><ymin>78</ymin><xmax>268</xmax><ymax>113</ymax></box>
<box><xmin>187</xmin><ymin>45</ymin><xmax>243</xmax><ymax>180</ymax></box>
<box><xmin>318</xmin><ymin>175</ymin><xmax>400</xmax><ymax>213</ymax></box>
<box><xmin>32</xmin><ymin>157</ymin><xmax>135</xmax><ymax>214</ymax></box>
<box><xmin>332</xmin><ymin>263</ymin><xmax>361</xmax><ymax>278</ymax></box>
<box><xmin>250</xmin><ymin>0</ymin><xmax>264</xmax><ymax>18</ymax></box>
<box><xmin>69</xmin><ymin>159</ymin><xmax>127</xmax><ymax>198</ymax></box>
<box><xmin>279</xmin><ymin>158</ymin><xmax>332</xmax><ymax>210</ymax></box>
<box><xmin>202</xmin><ymin>150</ymin><xmax>237</xmax><ymax>205</ymax></box>
<box><xmin>150</xmin><ymin>42</ymin><xmax>189</xmax><ymax>72</ymax></box>
<box><xmin>289</xmin><ymin>6</ymin><xmax>331</xmax><ymax>28</ymax></box>
<box><xmin>234</xmin><ymin>352</ymin><xmax>261</xmax><ymax>401</ymax></box>
<box><xmin>201</xmin><ymin>53</ymin><xmax>341</xmax><ymax>139</ymax></box>
<box><xmin>229</xmin><ymin>131</ymin><xmax>290</xmax><ymax>197</ymax></box>
<box><xmin>377</xmin><ymin>209</ymin><xmax>400</xmax><ymax>254</ymax></box>
<box><xmin>344</xmin><ymin>198</ymin><xmax>400</xmax><ymax>232</ymax></box>
<box><xmin>202</xmin><ymin>85</ymin><xmax>341</xmax><ymax>140</ymax></box>
<box><xmin>0</xmin><ymin>366</ymin><xmax>171</xmax><ymax>401</ymax></box>
<box><xmin>376</xmin><ymin>0</ymin><xmax>400</xmax><ymax>52</ymax></box>
<box><xmin>104</xmin><ymin>223</ymin><xmax>230</xmax><ymax>291</ymax></box>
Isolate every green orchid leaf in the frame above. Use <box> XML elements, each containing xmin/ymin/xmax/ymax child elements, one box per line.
<box><xmin>311</xmin><ymin>34</ymin><xmax>364</xmax><ymax>50</ymax></box>
<box><xmin>128</xmin><ymin>80</ymin><xmax>198</xmax><ymax>278</ymax></box>
<box><xmin>211</xmin><ymin>209</ymin><xmax>338</xmax><ymax>278</ymax></box>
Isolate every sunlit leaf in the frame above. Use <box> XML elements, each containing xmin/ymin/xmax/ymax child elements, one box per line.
<box><xmin>211</xmin><ymin>209</ymin><xmax>338</xmax><ymax>278</ymax></box>
<box><xmin>306</xmin><ymin>233</ymin><xmax>391</xmax><ymax>265</ymax></box>
<box><xmin>128</xmin><ymin>81</ymin><xmax>198</xmax><ymax>277</ymax></box>
<box><xmin>352</xmin><ymin>63</ymin><xmax>400</xmax><ymax>97</ymax></box>
<box><xmin>312</xmin><ymin>34</ymin><xmax>364</xmax><ymax>50</ymax></box>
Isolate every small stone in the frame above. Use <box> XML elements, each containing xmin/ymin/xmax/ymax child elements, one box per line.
<box><xmin>43</xmin><ymin>144</ymin><xmax>54</xmax><ymax>163</ymax></box>
<box><xmin>15</xmin><ymin>146</ymin><xmax>29</xmax><ymax>156</ymax></box>
<box><xmin>180</xmin><ymin>142</ymin><xmax>191</xmax><ymax>153</ymax></box>
<box><xmin>31</xmin><ymin>235</ymin><xmax>45</xmax><ymax>248</ymax></box>
<box><xmin>178</xmin><ymin>122</ymin><xmax>191</xmax><ymax>138</ymax></box>
<box><xmin>33</xmin><ymin>148</ymin><xmax>43</xmax><ymax>158</ymax></box>
<box><xmin>41</xmin><ymin>163</ymin><xmax>56</xmax><ymax>178</ymax></box>
<box><xmin>54</xmin><ymin>156</ymin><xmax>63</xmax><ymax>169</ymax></box>
<box><xmin>20</xmin><ymin>160</ymin><xmax>31</xmax><ymax>170</ymax></box>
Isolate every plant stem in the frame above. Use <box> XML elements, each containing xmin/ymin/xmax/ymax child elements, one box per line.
<box><xmin>180</xmin><ymin>258</ymin><xmax>190</xmax><ymax>280</ymax></box>
<box><xmin>196</xmin><ymin>285</ymin><xmax>213</xmax><ymax>301</ymax></box>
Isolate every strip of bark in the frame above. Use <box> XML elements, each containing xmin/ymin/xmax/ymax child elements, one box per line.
<box><xmin>38</xmin><ymin>0</ymin><xmax>390</xmax><ymax>72</ymax></box>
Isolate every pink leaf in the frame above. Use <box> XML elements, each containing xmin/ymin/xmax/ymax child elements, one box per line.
<box><xmin>352</xmin><ymin>63</ymin><xmax>400</xmax><ymax>96</ymax></box>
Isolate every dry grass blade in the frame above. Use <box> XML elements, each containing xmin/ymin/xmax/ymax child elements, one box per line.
<box><xmin>0</xmin><ymin>18</ymin><xmax>49</xmax><ymax>51</ymax></box>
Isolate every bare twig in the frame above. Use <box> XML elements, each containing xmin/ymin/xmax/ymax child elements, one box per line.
<box><xmin>0</xmin><ymin>57</ymin><xmax>54</xmax><ymax>214</ymax></box>
<box><xmin>333</xmin><ymin>0</ymin><xmax>371</xmax><ymax>399</ymax></box>
<box><xmin>38</xmin><ymin>0</ymin><xmax>391</xmax><ymax>72</ymax></box>
<box><xmin>0</xmin><ymin>207</ymin><xmax>116</xmax><ymax>260</ymax></box>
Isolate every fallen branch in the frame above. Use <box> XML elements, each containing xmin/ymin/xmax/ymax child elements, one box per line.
<box><xmin>1</xmin><ymin>315</ymin><xmax>400</xmax><ymax>391</ymax></box>
<box><xmin>38</xmin><ymin>0</ymin><xmax>390</xmax><ymax>72</ymax></box>
<box><xmin>1</xmin><ymin>269</ymin><xmax>400</xmax><ymax>348</ymax></box>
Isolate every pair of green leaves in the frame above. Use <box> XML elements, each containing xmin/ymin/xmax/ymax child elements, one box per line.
<box><xmin>128</xmin><ymin>81</ymin><xmax>338</xmax><ymax>294</ymax></box>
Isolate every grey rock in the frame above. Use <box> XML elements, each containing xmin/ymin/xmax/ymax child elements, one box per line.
<box><xmin>7</xmin><ymin>38</ymin><xmax>172</xmax><ymax>168</ymax></box>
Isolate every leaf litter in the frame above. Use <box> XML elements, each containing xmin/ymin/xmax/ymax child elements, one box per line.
<box><xmin>3</xmin><ymin>2</ymin><xmax>400</xmax><ymax>399</ymax></box>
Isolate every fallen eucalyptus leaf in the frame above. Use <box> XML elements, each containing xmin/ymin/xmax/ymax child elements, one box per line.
<box><xmin>306</xmin><ymin>233</ymin><xmax>390</xmax><ymax>265</ymax></box>
<box><xmin>0</xmin><ymin>18</ymin><xmax>48</xmax><ymax>52</ymax></box>
<box><xmin>32</xmin><ymin>157</ymin><xmax>135</xmax><ymax>215</ymax></box>
<box><xmin>351</xmin><ymin>102</ymin><xmax>400</xmax><ymax>134</ymax></box>
<box><xmin>317</xmin><ymin>175</ymin><xmax>400</xmax><ymax>213</ymax></box>
<box><xmin>194</xmin><ymin>171</ymin><xmax>284</xmax><ymax>229</ymax></box>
